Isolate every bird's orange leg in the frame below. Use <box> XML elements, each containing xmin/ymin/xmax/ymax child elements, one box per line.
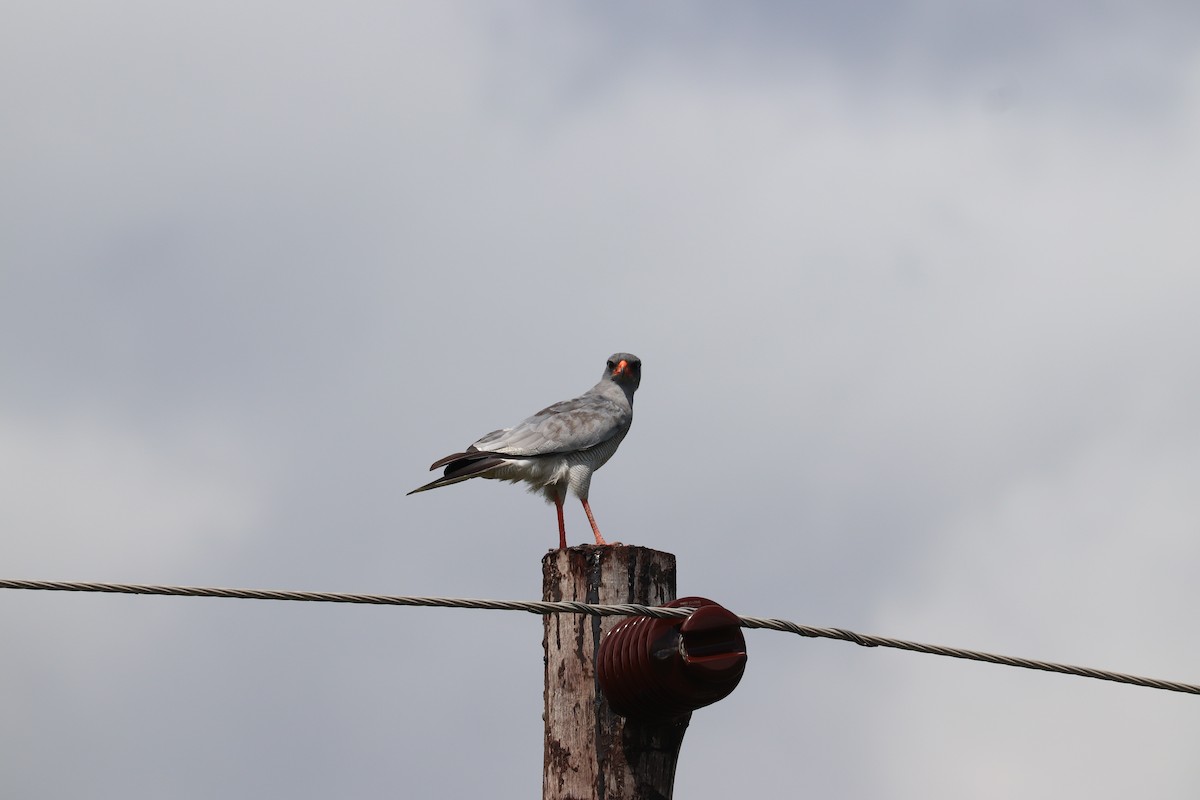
<box><xmin>581</xmin><ymin>499</ymin><xmax>608</xmax><ymax>545</ymax></box>
<box><xmin>555</xmin><ymin>498</ymin><xmax>567</xmax><ymax>550</ymax></box>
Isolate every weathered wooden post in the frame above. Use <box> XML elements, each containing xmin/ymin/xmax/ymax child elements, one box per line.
<box><xmin>542</xmin><ymin>545</ymin><xmax>689</xmax><ymax>800</ymax></box>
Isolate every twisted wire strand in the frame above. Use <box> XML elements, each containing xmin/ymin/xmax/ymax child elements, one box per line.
<box><xmin>2</xmin><ymin>579</ymin><xmax>1196</xmax><ymax>696</ymax></box>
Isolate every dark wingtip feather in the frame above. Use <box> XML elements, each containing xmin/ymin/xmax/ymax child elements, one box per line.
<box><xmin>428</xmin><ymin>445</ymin><xmax>485</xmax><ymax>471</ymax></box>
<box><xmin>429</xmin><ymin>452</ymin><xmax>470</xmax><ymax>471</ymax></box>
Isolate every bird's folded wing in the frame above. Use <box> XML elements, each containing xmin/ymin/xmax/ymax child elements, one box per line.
<box><xmin>470</xmin><ymin>395</ymin><xmax>630</xmax><ymax>457</ymax></box>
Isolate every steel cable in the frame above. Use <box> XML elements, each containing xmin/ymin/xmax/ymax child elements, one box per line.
<box><xmin>2</xmin><ymin>578</ymin><xmax>1196</xmax><ymax>696</ymax></box>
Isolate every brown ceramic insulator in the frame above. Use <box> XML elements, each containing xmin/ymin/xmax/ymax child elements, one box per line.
<box><xmin>597</xmin><ymin>596</ymin><xmax>748</xmax><ymax>720</ymax></box>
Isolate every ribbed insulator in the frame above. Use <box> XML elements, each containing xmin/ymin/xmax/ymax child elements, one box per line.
<box><xmin>597</xmin><ymin>596</ymin><xmax>747</xmax><ymax>720</ymax></box>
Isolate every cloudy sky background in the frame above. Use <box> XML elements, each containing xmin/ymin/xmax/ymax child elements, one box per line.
<box><xmin>4</xmin><ymin>2</ymin><xmax>1200</xmax><ymax>796</ymax></box>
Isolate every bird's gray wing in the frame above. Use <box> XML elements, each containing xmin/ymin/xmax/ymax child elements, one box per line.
<box><xmin>469</xmin><ymin>394</ymin><xmax>630</xmax><ymax>457</ymax></box>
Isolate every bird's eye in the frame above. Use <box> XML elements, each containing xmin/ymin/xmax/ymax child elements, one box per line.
<box><xmin>606</xmin><ymin>360</ymin><xmax>615</xmax><ymax>369</ymax></box>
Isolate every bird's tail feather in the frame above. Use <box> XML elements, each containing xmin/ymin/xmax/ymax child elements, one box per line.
<box><xmin>406</xmin><ymin>474</ymin><xmax>475</xmax><ymax>495</ymax></box>
<box><xmin>407</xmin><ymin>453</ymin><xmax>508</xmax><ymax>495</ymax></box>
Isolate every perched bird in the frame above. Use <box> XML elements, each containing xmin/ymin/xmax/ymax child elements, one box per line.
<box><xmin>409</xmin><ymin>353</ymin><xmax>642</xmax><ymax>549</ymax></box>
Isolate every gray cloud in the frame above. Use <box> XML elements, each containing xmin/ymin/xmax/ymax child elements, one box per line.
<box><xmin>3</xmin><ymin>2</ymin><xmax>1199</xmax><ymax>797</ymax></box>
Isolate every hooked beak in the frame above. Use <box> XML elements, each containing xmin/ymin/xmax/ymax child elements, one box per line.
<box><xmin>612</xmin><ymin>359</ymin><xmax>629</xmax><ymax>377</ymax></box>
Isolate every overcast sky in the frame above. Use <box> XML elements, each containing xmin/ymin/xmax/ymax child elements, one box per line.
<box><xmin>4</xmin><ymin>2</ymin><xmax>1200</xmax><ymax>797</ymax></box>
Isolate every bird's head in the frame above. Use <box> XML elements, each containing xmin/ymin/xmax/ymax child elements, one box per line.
<box><xmin>604</xmin><ymin>353</ymin><xmax>642</xmax><ymax>392</ymax></box>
